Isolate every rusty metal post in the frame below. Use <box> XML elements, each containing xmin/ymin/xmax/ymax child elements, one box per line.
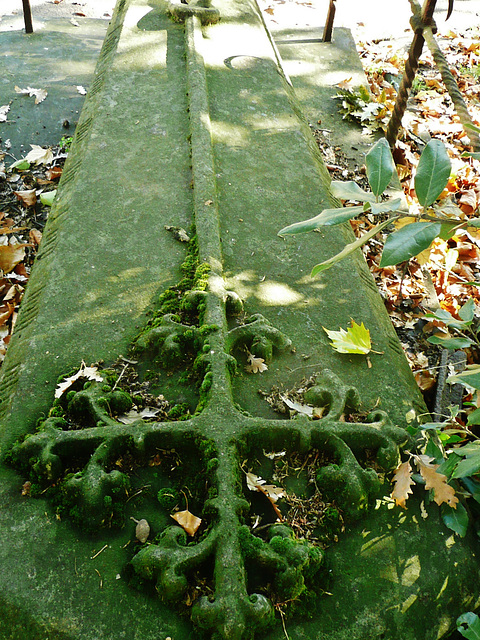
<box><xmin>385</xmin><ymin>0</ymin><xmax>437</xmax><ymax>147</ymax></box>
<box><xmin>22</xmin><ymin>0</ymin><xmax>33</xmax><ymax>33</ymax></box>
<box><xmin>416</xmin><ymin>1</ymin><xmax>480</xmax><ymax>149</ymax></box>
<box><xmin>323</xmin><ymin>0</ymin><xmax>336</xmax><ymax>43</ymax></box>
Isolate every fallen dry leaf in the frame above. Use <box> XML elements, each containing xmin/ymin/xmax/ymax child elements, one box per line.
<box><xmin>14</xmin><ymin>189</ymin><xmax>37</xmax><ymax>207</ymax></box>
<box><xmin>29</xmin><ymin>229</ymin><xmax>42</xmax><ymax>246</ymax></box>
<box><xmin>245</xmin><ymin>353</ymin><xmax>268</xmax><ymax>374</ymax></box>
<box><xmin>55</xmin><ymin>361</ymin><xmax>104</xmax><ymax>398</ymax></box>
<box><xmin>391</xmin><ymin>460</ymin><xmax>414</xmax><ymax>508</ymax></box>
<box><xmin>336</xmin><ymin>77</ymin><xmax>353</xmax><ymax>90</ymax></box>
<box><xmin>0</xmin><ymin>244</ymin><xmax>29</xmax><ymax>273</ymax></box>
<box><xmin>416</xmin><ymin>456</ymin><xmax>458</xmax><ymax>508</ymax></box>
<box><xmin>21</xmin><ymin>481</ymin><xmax>32</xmax><ymax>496</ymax></box>
<box><xmin>25</xmin><ymin>145</ymin><xmax>54</xmax><ymax>166</ymax></box>
<box><xmin>45</xmin><ymin>166</ymin><xmax>63</xmax><ymax>180</ymax></box>
<box><xmin>14</xmin><ymin>86</ymin><xmax>48</xmax><ymax>105</ymax></box>
<box><xmin>0</xmin><ymin>303</ymin><xmax>15</xmax><ymax>327</ymax></box>
<box><xmin>0</xmin><ymin>105</ymin><xmax>10</xmax><ymax>123</ymax></box>
<box><xmin>171</xmin><ymin>510</ymin><xmax>202</xmax><ymax>536</ymax></box>
<box><xmin>117</xmin><ymin>407</ymin><xmax>161</xmax><ymax>424</ymax></box>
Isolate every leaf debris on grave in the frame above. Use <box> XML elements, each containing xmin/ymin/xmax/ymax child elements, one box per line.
<box><xmin>24</xmin><ymin>145</ymin><xmax>54</xmax><ymax>166</ymax></box>
<box><xmin>14</xmin><ymin>86</ymin><xmax>48</xmax><ymax>105</ymax></box>
<box><xmin>171</xmin><ymin>509</ymin><xmax>202</xmax><ymax>536</ymax></box>
<box><xmin>245</xmin><ymin>352</ymin><xmax>268</xmax><ymax>374</ymax></box>
<box><xmin>164</xmin><ymin>225</ymin><xmax>191</xmax><ymax>242</ymax></box>
<box><xmin>0</xmin><ymin>105</ymin><xmax>10</xmax><ymax>123</ymax></box>
<box><xmin>391</xmin><ymin>460</ymin><xmax>414</xmax><ymax>507</ymax></box>
<box><xmin>55</xmin><ymin>361</ymin><xmax>104</xmax><ymax>398</ymax></box>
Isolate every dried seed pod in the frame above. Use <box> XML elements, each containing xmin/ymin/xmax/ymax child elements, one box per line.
<box><xmin>133</xmin><ymin>518</ymin><xmax>150</xmax><ymax>543</ymax></box>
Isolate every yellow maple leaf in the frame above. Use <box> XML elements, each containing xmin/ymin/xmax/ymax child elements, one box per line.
<box><xmin>391</xmin><ymin>460</ymin><xmax>414</xmax><ymax>508</ymax></box>
<box><xmin>323</xmin><ymin>320</ymin><xmax>371</xmax><ymax>354</ymax></box>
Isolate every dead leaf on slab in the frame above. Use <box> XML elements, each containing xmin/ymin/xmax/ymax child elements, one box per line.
<box><xmin>55</xmin><ymin>361</ymin><xmax>104</xmax><ymax>398</ymax></box>
<box><xmin>0</xmin><ymin>105</ymin><xmax>10</xmax><ymax>123</ymax></box>
<box><xmin>171</xmin><ymin>510</ymin><xmax>202</xmax><ymax>536</ymax></box>
<box><xmin>245</xmin><ymin>353</ymin><xmax>268</xmax><ymax>374</ymax></box>
<box><xmin>14</xmin><ymin>86</ymin><xmax>48</xmax><ymax>105</ymax></box>
<box><xmin>117</xmin><ymin>407</ymin><xmax>161</xmax><ymax>424</ymax></box>
<box><xmin>416</xmin><ymin>456</ymin><xmax>458</xmax><ymax>508</ymax></box>
<box><xmin>246</xmin><ymin>472</ymin><xmax>286</xmax><ymax>502</ymax></box>
<box><xmin>391</xmin><ymin>460</ymin><xmax>414</xmax><ymax>508</ymax></box>
<box><xmin>24</xmin><ymin>145</ymin><xmax>54</xmax><ymax>166</ymax></box>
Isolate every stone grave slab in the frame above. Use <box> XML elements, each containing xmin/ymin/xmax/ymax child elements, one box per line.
<box><xmin>0</xmin><ymin>0</ymin><xmax>479</xmax><ymax>639</ymax></box>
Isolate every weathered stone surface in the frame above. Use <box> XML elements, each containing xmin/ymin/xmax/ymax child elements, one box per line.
<box><xmin>0</xmin><ymin>19</ymin><xmax>109</xmax><ymax>157</ymax></box>
<box><xmin>0</xmin><ymin>1</ymin><xmax>478</xmax><ymax>639</ymax></box>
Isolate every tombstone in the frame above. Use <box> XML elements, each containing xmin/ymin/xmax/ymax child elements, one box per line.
<box><xmin>0</xmin><ymin>0</ymin><xmax>478</xmax><ymax>639</ymax></box>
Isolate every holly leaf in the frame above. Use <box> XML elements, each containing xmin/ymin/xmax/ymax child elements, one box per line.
<box><xmin>324</xmin><ymin>320</ymin><xmax>371</xmax><ymax>354</ymax></box>
<box><xmin>366</xmin><ymin>137</ymin><xmax>396</xmax><ymax>197</ymax></box>
<box><xmin>380</xmin><ymin>222</ymin><xmax>442</xmax><ymax>267</ymax></box>
<box><xmin>442</xmin><ymin>502</ymin><xmax>468</xmax><ymax>537</ymax></box>
<box><xmin>448</xmin><ymin>365</ymin><xmax>480</xmax><ymax>390</ymax></box>
<box><xmin>55</xmin><ymin>361</ymin><xmax>104</xmax><ymax>398</ymax></box>
<box><xmin>24</xmin><ymin>145</ymin><xmax>54</xmax><ymax>166</ymax></box>
<box><xmin>391</xmin><ymin>460</ymin><xmax>414</xmax><ymax>508</ymax></box>
<box><xmin>415</xmin><ymin>139</ymin><xmax>451</xmax><ymax>208</ymax></box>
<box><xmin>457</xmin><ymin>612</ymin><xmax>480</xmax><ymax>640</ymax></box>
<box><xmin>416</xmin><ymin>456</ymin><xmax>458</xmax><ymax>508</ymax></box>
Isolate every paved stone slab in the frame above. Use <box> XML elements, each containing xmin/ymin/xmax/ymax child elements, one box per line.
<box><xmin>269</xmin><ymin>25</ymin><xmax>374</xmax><ymax>169</ymax></box>
<box><xmin>0</xmin><ymin>19</ymin><xmax>109</xmax><ymax>158</ymax></box>
<box><xmin>0</xmin><ymin>1</ymin><xmax>478</xmax><ymax>639</ymax></box>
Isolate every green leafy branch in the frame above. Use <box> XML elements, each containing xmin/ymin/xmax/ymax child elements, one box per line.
<box><xmin>279</xmin><ymin>137</ymin><xmax>480</xmax><ymax>274</ymax></box>
<box><xmin>401</xmin><ymin>367</ymin><xmax>480</xmax><ymax>538</ymax></box>
<box><xmin>424</xmin><ymin>298</ymin><xmax>480</xmax><ymax>350</ymax></box>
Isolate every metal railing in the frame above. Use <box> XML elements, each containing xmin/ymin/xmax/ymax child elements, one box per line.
<box><xmin>385</xmin><ymin>0</ymin><xmax>480</xmax><ymax>150</ymax></box>
<box><xmin>22</xmin><ymin>0</ymin><xmax>33</xmax><ymax>33</ymax></box>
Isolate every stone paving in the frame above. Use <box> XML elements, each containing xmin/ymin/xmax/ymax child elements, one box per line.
<box><xmin>0</xmin><ymin>1</ymin><xmax>480</xmax><ymax>639</ymax></box>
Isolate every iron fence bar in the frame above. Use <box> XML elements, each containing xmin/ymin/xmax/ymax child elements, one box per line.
<box><xmin>323</xmin><ymin>0</ymin><xmax>336</xmax><ymax>42</ymax></box>
<box><xmin>22</xmin><ymin>0</ymin><xmax>33</xmax><ymax>33</ymax></box>
<box><xmin>413</xmin><ymin>0</ymin><xmax>480</xmax><ymax>150</ymax></box>
<box><xmin>385</xmin><ymin>0</ymin><xmax>437</xmax><ymax>147</ymax></box>
<box><xmin>386</xmin><ymin>0</ymin><xmax>480</xmax><ymax>150</ymax></box>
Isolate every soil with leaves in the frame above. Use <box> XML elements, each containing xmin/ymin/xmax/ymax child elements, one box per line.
<box><xmin>0</xmin><ymin>139</ymin><xmax>70</xmax><ymax>361</ymax></box>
